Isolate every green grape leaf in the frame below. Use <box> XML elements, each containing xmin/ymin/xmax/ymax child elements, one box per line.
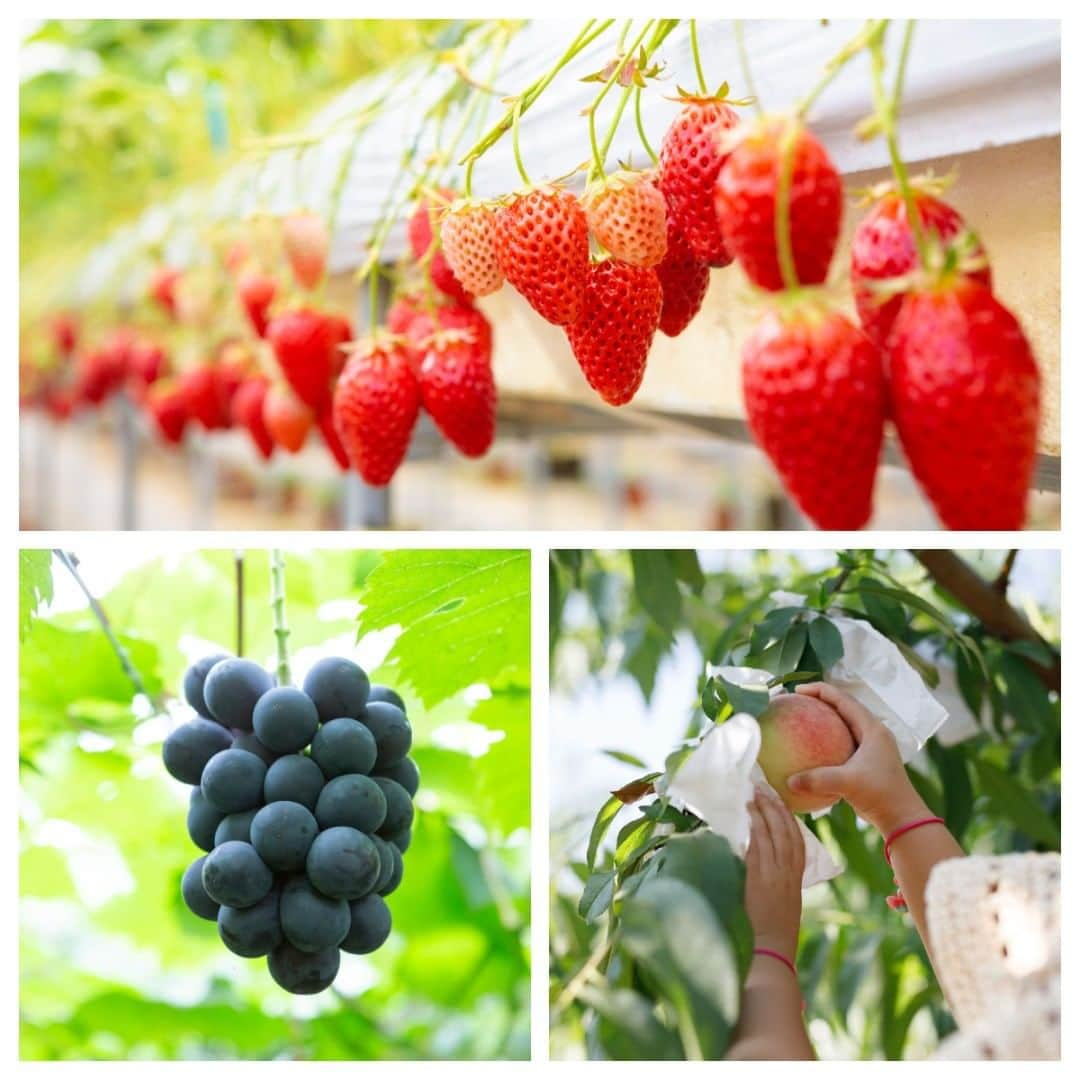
<box><xmin>357</xmin><ymin>549</ymin><xmax>530</xmax><ymax>707</ymax></box>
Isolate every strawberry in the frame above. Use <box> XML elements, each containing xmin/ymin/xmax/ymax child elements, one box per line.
<box><xmin>317</xmin><ymin>408</ymin><xmax>350</xmax><ymax>470</ymax></box>
<box><xmin>332</xmin><ymin>336</ymin><xmax>420</xmax><ymax>486</ymax></box>
<box><xmin>742</xmin><ymin>303</ymin><xmax>885</xmax><ymax>529</ymax></box>
<box><xmin>657</xmin><ymin>95</ymin><xmax>739</xmax><ymax>266</ymax></box>
<box><xmin>583</xmin><ymin>170</ymin><xmax>668</xmax><ymax>268</ymax></box>
<box><xmin>146</xmin><ymin>380</ymin><xmax>189</xmax><ymax>445</ymax></box>
<box><xmin>48</xmin><ymin>311</ymin><xmax>79</xmax><ymax>355</ymax></box>
<box><xmin>262</xmin><ymin>382</ymin><xmax>313</xmax><ymax>454</ymax></box>
<box><xmin>323</xmin><ymin>312</ymin><xmax>353</xmax><ymax>377</ymax></box>
<box><xmin>386</xmin><ymin>294</ymin><xmax>423</xmax><ymax>336</ymax></box>
<box><xmin>408</xmin><ymin>189</ymin><xmax>472</xmax><ymax>304</ymax></box>
<box><xmin>714</xmin><ymin>117</ymin><xmax>842</xmax><ymax>291</ymax></box>
<box><xmin>888</xmin><ymin>277</ymin><xmax>1039</xmax><ymax>530</ymax></box>
<box><xmin>231</xmin><ymin>376</ymin><xmax>275</xmax><ymax>459</ymax></box>
<box><xmin>179</xmin><ymin>363</ymin><xmax>231</xmax><ymax>431</ymax></box>
<box><xmin>440</xmin><ymin>200</ymin><xmax>505</xmax><ymax>297</ymax></box>
<box><xmin>417</xmin><ymin>329</ymin><xmax>497</xmax><ymax>458</ymax></box>
<box><xmin>565</xmin><ymin>260</ymin><xmax>662</xmax><ymax>406</ymax></box>
<box><xmin>495</xmin><ymin>186</ymin><xmax>590</xmax><ymax>326</ymax></box>
<box><xmin>406</xmin><ymin>303</ymin><xmax>493</xmax><ymax>363</ymax></box>
<box><xmin>266</xmin><ymin>307</ymin><xmax>337</xmax><ymax>411</ymax></box>
<box><xmin>282</xmin><ymin>210</ymin><xmax>329</xmax><ymax>290</ymax></box>
<box><xmin>127</xmin><ymin>337</ymin><xmax>167</xmax><ymax>391</ymax></box>
<box><xmin>655</xmin><ymin>217</ymin><xmax>711</xmax><ymax>337</ymax></box>
<box><xmin>149</xmin><ymin>266</ymin><xmax>183</xmax><ymax>318</ymax></box>
<box><xmin>76</xmin><ymin>340</ymin><xmax>127</xmax><ymax>405</ymax></box>
<box><xmin>851</xmin><ymin>188</ymin><xmax>991</xmax><ymax>348</ymax></box>
<box><xmin>237</xmin><ymin>269</ymin><xmax>277</xmax><ymax>338</ymax></box>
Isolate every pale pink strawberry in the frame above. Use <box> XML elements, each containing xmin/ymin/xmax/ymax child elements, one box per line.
<box><xmin>440</xmin><ymin>200</ymin><xmax>504</xmax><ymax>297</ymax></box>
<box><xmin>282</xmin><ymin>211</ymin><xmax>329</xmax><ymax>290</ymax></box>
<box><xmin>583</xmin><ymin>170</ymin><xmax>668</xmax><ymax>268</ymax></box>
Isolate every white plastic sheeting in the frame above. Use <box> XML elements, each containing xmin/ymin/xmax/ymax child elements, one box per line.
<box><xmin>74</xmin><ymin>18</ymin><xmax>1060</xmax><ymax>303</ymax></box>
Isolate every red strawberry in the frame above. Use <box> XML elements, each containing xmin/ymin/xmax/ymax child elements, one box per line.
<box><xmin>386</xmin><ymin>294</ymin><xmax>423</xmax><ymax>336</ymax></box>
<box><xmin>317</xmin><ymin>408</ymin><xmax>350</xmax><ymax>470</ymax></box>
<box><xmin>851</xmin><ymin>188</ymin><xmax>991</xmax><ymax>348</ymax></box>
<box><xmin>76</xmin><ymin>341</ymin><xmax>127</xmax><ymax>405</ymax></box>
<box><xmin>179</xmin><ymin>364</ymin><xmax>231</xmax><ymax>431</ymax></box>
<box><xmin>565</xmin><ymin>260</ymin><xmax>662</xmax><ymax>406</ymax></box>
<box><xmin>417</xmin><ymin>329</ymin><xmax>497</xmax><ymax>458</ymax></box>
<box><xmin>655</xmin><ymin>218</ymin><xmax>711</xmax><ymax>337</ymax></box>
<box><xmin>583</xmin><ymin>170</ymin><xmax>668</xmax><ymax>268</ymax></box>
<box><xmin>495</xmin><ymin>186</ymin><xmax>590</xmax><ymax>326</ymax></box>
<box><xmin>149</xmin><ymin>266</ymin><xmax>183</xmax><ymax>318</ymax></box>
<box><xmin>440</xmin><ymin>200</ymin><xmax>504</xmax><ymax>297</ymax></box>
<box><xmin>45</xmin><ymin>384</ymin><xmax>77</xmax><ymax>422</ymax></box>
<box><xmin>48</xmin><ymin>311</ymin><xmax>79</xmax><ymax>355</ymax></box>
<box><xmin>282</xmin><ymin>211</ymin><xmax>329</xmax><ymax>290</ymax></box>
<box><xmin>714</xmin><ymin>118</ymin><xmax>843</xmax><ymax>291</ymax></box>
<box><xmin>127</xmin><ymin>337</ymin><xmax>167</xmax><ymax>387</ymax></box>
<box><xmin>742</xmin><ymin>303</ymin><xmax>885</xmax><ymax>529</ymax></box>
<box><xmin>266</xmin><ymin>307</ymin><xmax>337</xmax><ymax>411</ymax></box>
<box><xmin>262</xmin><ymin>383</ymin><xmax>313</xmax><ymax>454</ymax></box>
<box><xmin>332</xmin><ymin>336</ymin><xmax>420</xmax><ymax>486</ymax></box>
<box><xmin>408</xmin><ymin>189</ymin><xmax>472</xmax><ymax>304</ymax></box>
<box><xmin>231</xmin><ymin>376</ymin><xmax>275</xmax><ymax>459</ymax></box>
<box><xmin>658</xmin><ymin>95</ymin><xmax>739</xmax><ymax>266</ymax></box>
<box><xmin>323</xmin><ymin>312</ymin><xmax>353</xmax><ymax>377</ymax></box>
<box><xmin>146</xmin><ymin>381</ymin><xmax>189</xmax><ymax>444</ymax></box>
<box><xmin>888</xmin><ymin>278</ymin><xmax>1039</xmax><ymax>530</ymax></box>
<box><xmin>406</xmin><ymin>303</ymin><xmax>493</xmax><ymax>363</ymax></box>
<box><xmin>238</xmin><ymin>269</ymin><xmax>277</xmax><ymax>338</ymax></box>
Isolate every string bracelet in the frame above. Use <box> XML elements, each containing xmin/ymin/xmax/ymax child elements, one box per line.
<box><xmin>883</xmin><ymin>816</ymin><xmax>946</xmax><ymax>910</ymax></box>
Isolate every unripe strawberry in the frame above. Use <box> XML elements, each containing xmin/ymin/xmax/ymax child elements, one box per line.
<box><xmin>332</xmin><ymin>337</ymin><xmax>420</xmax><ymax>486</ymax></box>
<box><xmin>583</xmin><ymin>170</ymin><xmax>668</xmax><ymax>268</ymax></box>
<box><xmin>715</xmin><ymin>118</ymin><xmax>843</xmax><ymax>291</ymax></box>
<box><xmin>742</xmin><ymin>303</ymin><xmax>885</xmax><ymax>529</ymax></box>
<box><xmin>262</xmin><ymin>382</ymin><xmax>313</xmax><ymax>454</ymax></box>
<box><xmin>407</xmin><ymin>189</ymin><xmax>472</xmax><ymax>304</ymax></box>
<box><xmin>888</xmin><ymin>278</ymin><xmax>1039</xmax><ymax>530</ymax></box>
<box><xmin>440</xmin><ymin>200</ymin><xmax>504</xmax><ymax>297</ymax></box>
<box><xmin>851</xmin><ymin>188</ymin><xmax>991</xmax><ymax>348</ymax></box>
<box><xmin>495</xmin><ymin>186</ymin><xmax>590</xmax><ymax>326</ymax></box>
<box><xmin>658</xmin><ymin>96</ymin><xmax>740</xmax><ymax>266</ymax></box>
<box><xmin>565</xmin><ymin>260</ymin><xmax>662</xmax><ymax>406</ymax></box>
<box><xmin>282</xmin><ymin>210</ymin><xmax>329</xmax><ymax>290</ymax></box>
<box><xmin>417</xmin><ymin>329</ymin><xmax>496</xmax><ymax>458</ymax></box>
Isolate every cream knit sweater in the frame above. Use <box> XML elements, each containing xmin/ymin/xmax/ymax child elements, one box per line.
<box><xmin>928</xmin><ymin>853</ymin><xmax>1060</xmax><ymax>1060</ymax></box>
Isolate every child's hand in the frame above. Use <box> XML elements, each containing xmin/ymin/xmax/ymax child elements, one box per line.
<box><xmin>744</xmin><ymin>786</ymin><xmax>805</xmax><ymax>958</ymax></box>
<box><xmin>786</xmin><ymin>682</ymin><xmax>929</xmax><ymax>834</ymax></box>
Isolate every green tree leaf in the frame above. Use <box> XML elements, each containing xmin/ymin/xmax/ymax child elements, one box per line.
<box><xmin>630</xmin><ymin>550</ymin><xmax>681</xmax><ymax>633</ymax></box>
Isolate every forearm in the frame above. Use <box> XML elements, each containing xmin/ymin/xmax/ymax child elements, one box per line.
<box><xmin>726</xmin><ymin>954</ymin><xmax>815</xmax><ymax>1061</ymax></box>
<box><xmin>870</xmin><ymin>796</ymin><xmax>965</xmax><ymax>960</ymax></box>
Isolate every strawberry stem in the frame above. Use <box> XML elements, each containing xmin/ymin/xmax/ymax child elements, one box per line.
<box><xmin>588</xmin><ymin>20</ymin><xmax>655</xmax><ymax>182</ymax></box>
<box><xmin>868</xmin><ymin>21</ymin><xmax>928</xmax><ymax>269</ymax></box>
<box><xmin>511</xmin><ymin>97</ymin><xmax>531</xmax><ymax>186</ymax></box>
<box><xmin>774</xmin><ymin>117</ymin><xmax>801</xmax><ymax>293</ymax></box>
<box><xmin>460</xmin><ymin>19</ymin><xmax>615</xmax><ymax>168</ymax></box>
<box><xmin>796</xmin><ymin>19</ymin><xmax>879</xmax><ymax>119</ymax></box>
<box><xmin>689</xmin><ymin>20</ymin><xmax>708</xmax><ymax>96</ymax></box>
<box><xmin>733</xmin><ymin>20</ymin><xmax>764</xmax><ymax>116</ymax></box>
<box><xmin>634</xmin><ymin>86</ymin><xmax>658</xmax><ymax>165</ymax></box>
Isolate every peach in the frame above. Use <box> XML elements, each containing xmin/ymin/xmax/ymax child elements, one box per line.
<box><xmin>757</xmin><ymin>693</ymin><xmax>855</xmax><ymax>812</ymax></box>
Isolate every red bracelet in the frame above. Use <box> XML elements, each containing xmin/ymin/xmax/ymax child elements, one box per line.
<box><xmin>882</xmin><ymin>816</ymin><xmax>945</xmax><ymax>910</ymax></box>
<box><xmin>752</xmin><ymin>946</ymin><xmax>797</xmax><ymax>977</ymax></box>
<box><xmin>752</xmin><ymin>947</ymin><xmax>805</xmax><ymax>1010</ymax></box>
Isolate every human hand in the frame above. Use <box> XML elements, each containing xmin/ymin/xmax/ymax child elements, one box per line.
<box><xmin>744</xmin><ymin>785</ymin><xmax>805</xmax><ymax>958</ymax></box>
<box><xmin>786</xmin><ymin>682</ymin><xmax>929</xmax><ymax>835</ymax></box>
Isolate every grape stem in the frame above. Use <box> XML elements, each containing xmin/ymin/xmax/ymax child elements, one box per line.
<box><xmin>235</xmin><ymin>549</ymin><xmax>245</xmax><ymax>658</ymax></box>
<box><xmin>270</xmin><ymin>549</ymin><xmax>291</xmax><ymax>687</ymax></box>
<box><xmin>53</xmin><ymin>550</ymin><xmax>165</xmax><ymax>712</ymax></box>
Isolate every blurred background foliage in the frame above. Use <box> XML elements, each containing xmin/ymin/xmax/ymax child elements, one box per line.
<box><xmin>548</xmin><ymin>549</ymin><xmax>1060</xmax><ymax>1060</ymax></box>
<box><xmin>19</xmin><ymin>547</ymin><xmax>530</xmax><ymax>1060</ymax></box>
<box><xmin>19</xmin><ymin>19</ymin><xmax>452</xmax><ymax>307</ymax></box>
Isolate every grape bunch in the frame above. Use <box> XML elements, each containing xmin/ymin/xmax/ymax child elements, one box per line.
<box><xmin>162</xmin><ymin>652</ymin><xmax>418</xmax><ymax>994</ymax></box>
